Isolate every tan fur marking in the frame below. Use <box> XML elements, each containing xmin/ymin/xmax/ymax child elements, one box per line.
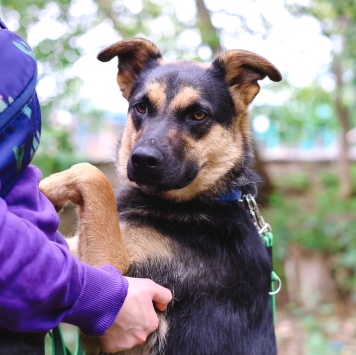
<box><xmin>117</xmin><ymin>115</ymin><xmax>138</xmax><ymax>185</ymax></box>
<box><xmin>117</xmin><ymin>74</ymin><xmax>132</xmax><ymax>100</ymax></box>
<box><xmin>146</xmin><ymin>82</ymin><xmax>167</xmax><ymax>111</ymax></box>
<box><xmin>169</xmin><ymin>87</ymin><xmax>200</xmax><ymax>111</ymax></box>
<box><xmin>162</xmin><ymin>125</ymin><xmax>244</xmax><ymax>201</ymax></box>
<box><xmin>228</xmin><ymin>88</ymin><xmax>253</xmax><ymax>140</ymax></box>
<box><xmin>121</xmin><ymin>223</ymin><xmax>173</xmax><ymax>264</ymax></box>
<box><xmin>235</xmin><ymin>107</ymin><xmax>252</xmax><ymax>144</ymax></box>
<box><xmin>167</xmin><ymin>127</ymin><xmax>178</xmax><ymax>142</ymax></box>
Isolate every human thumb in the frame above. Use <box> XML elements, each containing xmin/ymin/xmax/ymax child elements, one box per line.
<box><xmin>152</xmin><ymin>284</ymin><xmax>172</xmax><ymax>311</ymax></box>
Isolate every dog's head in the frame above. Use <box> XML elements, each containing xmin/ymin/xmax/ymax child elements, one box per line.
<box><xmin>98</xmin><ymin>38</ymin><xmax>281</xmax><ymax>201</ymax></box>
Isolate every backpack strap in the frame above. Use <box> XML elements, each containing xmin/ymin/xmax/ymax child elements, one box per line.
<box><xmin>0</xmin><ymin>24</ymin><xmax>41</xmax><ymax>197</ymax></box>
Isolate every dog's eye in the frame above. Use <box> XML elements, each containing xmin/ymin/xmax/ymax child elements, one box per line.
<box><xmin>135</xmin><ymin>103</ymin><xmax>147</xmax><ymax>114</ymax></box>
<box><xmin>193</xmin><ymin>110</ymin><xmax>207</xmax><ymax>121</ymax></box>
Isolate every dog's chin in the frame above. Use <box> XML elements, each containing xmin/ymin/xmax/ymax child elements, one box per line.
<box><xmin>134</xmin><ymin>181</ymin><xmax>186</xmax><ymax>196</ymax></box>
<box><xmin>132</xmin><ymin>172</ymin><xmax>198</xmax><ymax>197</ymax></box>
<box><xmin>136</xmin><ymin>184</ymin><xmax>163</xmax><ymax>195</ymax></box>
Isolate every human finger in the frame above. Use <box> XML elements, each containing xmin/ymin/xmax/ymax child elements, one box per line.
<box><xmin>151</xmin><ymin>284</ymin><xmax>172</xmax><ymax>311</ymax></box>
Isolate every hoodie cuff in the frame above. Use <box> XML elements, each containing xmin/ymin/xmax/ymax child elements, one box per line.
<box><xmin>63</xmin><ymin>264</ymin><xmax>128</xmax><ymax>336</ymax></box>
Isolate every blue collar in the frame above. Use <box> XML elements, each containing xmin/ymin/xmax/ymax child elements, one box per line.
<box><xmin>217</xmin><ymin>187</ymin><xmax>241</xmax><ymax>202</ymax></box>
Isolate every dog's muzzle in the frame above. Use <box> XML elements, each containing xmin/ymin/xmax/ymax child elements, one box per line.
<box><xmin>130</xmin><ymin>145</ymin><xmax>163</xmax><ymax>178</ymax></box>
<box><xmin>127</xmin><ymin>137</ymin><xmax>169</xmax><ymax>191</ymax></box>
<box><xmin>127</xmin><ymin>138</ymin><xmax>199</xmax><ymax>193</ymax></box>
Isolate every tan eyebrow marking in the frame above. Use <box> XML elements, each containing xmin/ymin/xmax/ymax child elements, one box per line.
<box><xmin>169</xmin><ymin>87</ymin><xmax>200</xmax><ymax>111</ymax></box>
<box><xmin>146</xmin><ymin>81</ymin><xmax>167</xmax><ymax>111</ymax></box>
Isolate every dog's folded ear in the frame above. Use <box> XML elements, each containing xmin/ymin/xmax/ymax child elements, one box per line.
<box><xmin>97</xmin><ymin>38</ymin><xmax>162</xmax><ymax>99</ymax></box>
<box><xmin>213</xmin><ymin>50</ymin><xmax>282</xmax><ymax>105</ymax></box>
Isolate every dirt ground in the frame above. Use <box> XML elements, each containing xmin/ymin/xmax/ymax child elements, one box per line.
<box><xmin>276</xmin><ymin>307</ymin><xmax>356</xmax><ymax>355</ymax></box>
<box><xmin>265</xmin><ymin>160</ymin><xmax>356</xmax><ymax>354</ymax></box>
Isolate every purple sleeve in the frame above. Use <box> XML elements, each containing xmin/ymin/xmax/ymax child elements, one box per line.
<box><xmin>0</xmin><ymin>166</ymin><xmax>128</xmax><ymax>336</ymax></box>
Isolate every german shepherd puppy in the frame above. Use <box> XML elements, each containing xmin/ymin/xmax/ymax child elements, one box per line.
<box><xmin>40</xmin><ymin>38</ymin><xmax>282</xmax><ymax>355</ymax></box>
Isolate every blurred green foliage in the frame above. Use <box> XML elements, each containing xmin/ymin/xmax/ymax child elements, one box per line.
<box><xmin>1</xmin><ymin>0</ymin><xmax>356</xmax><ymax>307</ymax></box>
<box><xmin>1</xmin><ymin>1</ymin><xmax>355</xmax><ymax>351</ymax></box>
<box><xmin>2</xmin><ymin>0</ymin><xmax>355</xmax><ymax>171</ymax></box>
<box><xmin>32</xmin><ymin>125</ymin><xmax>86</xmax><ymax>178</ymax></box>
<box><xmin>266</xmin><ymin>165</ymin><xmax>356</xmax><ymax>296</ymax></box>
<box><xmin>287</xmin><ymin>0</ymin><xmax>356</xmax><ymax>140</ymax></box>
<box><xmin>254</xmin><ymin>82</ymin><xmax>338</xmax><ymax>144</ymax></box>
<box><xmin>0</xmin><ymin>0</ymin><xmax>220</xmax><ymax>175</ymax></box>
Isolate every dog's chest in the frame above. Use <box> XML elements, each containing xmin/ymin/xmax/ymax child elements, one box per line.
<box><xmin>117</xmin><ymin>192</ymin><xmax>276</xmax><ymax>354</ymax></box>
<box><xmin>118</xmin><ymin>194</ymin><xmax>271</xmax><ymax>301</ymax></box>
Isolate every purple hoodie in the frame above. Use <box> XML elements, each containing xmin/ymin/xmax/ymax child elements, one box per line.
<box><xmin>0</xmin><ymin>165</ymin><xmax>128</xmax><ymax>336</ymax></box>
<box><xmin>0</xmin><ymin>20</ymin><xmax>128</xmax><ymax>337</ymax></box>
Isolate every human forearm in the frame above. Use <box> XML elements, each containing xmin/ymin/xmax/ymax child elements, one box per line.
<box><xmin>0</xmin><ymin>198</ymin><xmax>128</xmax><ymax>335</ymax></box>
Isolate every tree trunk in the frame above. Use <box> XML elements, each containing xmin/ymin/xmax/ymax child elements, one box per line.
<box><xmin>285</xmin><ymin>244</ymin><xmax>338</xmax><ymax>310</ymax></box>
<box><xmin>254</xmin><ymin>146</ymin><xmax>274</xmax><ymax>205</ymax></box>
<box><xmin>333</xmin><ymin>59</ymin><xmax>353</xmax><ymax>199</ymax></box>
<box><xmin>194</xmin><ymin>0</ymin><xmax>222</xmax><ymax>55</ymax></box>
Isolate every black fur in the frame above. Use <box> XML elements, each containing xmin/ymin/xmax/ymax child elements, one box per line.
<box><xmin>106</xmin><ymin>39</ymin><xmax>281</xmax><ymax>353</ymax></box>
<box><xmin>0</xmin><ymin>328</ymin><xmax>45</xmax><ymax>355</ymax></box>
<box><xmin>117</xmin><ymin>185</ymin><xmax>276</xmax><ymax>354</ymax></box>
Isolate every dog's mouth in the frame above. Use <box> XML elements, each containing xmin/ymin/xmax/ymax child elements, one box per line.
<box><xmin>126</xmin><ymin>142</ymin><xmax>200</xmax><ymax>195</ymax></box>
<box><xmin>128</xmin><ymin>159</ymin><xmax>199</xmax><ymax>195</ymax></box>
<box><xmin>132</xmin><ymin>169</ymin><xmax>198</xmax><ymax>194</ymax></box>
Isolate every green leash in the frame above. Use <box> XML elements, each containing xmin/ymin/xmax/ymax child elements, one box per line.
<box><xmin>49</xmin><ymin>325</ymin><xmax>85</xmax><ymax>355</ymax></box>
<box><xmin>262</xmin><ymin>231</ymin><xmax>282</xmax><ymax>323</ymax></box>
<box><xmin>243</xmin><ymin>194</ymin><xmax>282</xmax><ymax>323</ymax></box>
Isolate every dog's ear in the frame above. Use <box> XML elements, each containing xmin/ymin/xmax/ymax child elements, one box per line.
<box><xmin>97</xmin><ymin>38</ymin><xmax>162</xmax><ymax>100</ymax></box>
<box><xmin>213</xmin><ymin>50</ymin><xmax>282</xmax><ymax>105</ymax></box>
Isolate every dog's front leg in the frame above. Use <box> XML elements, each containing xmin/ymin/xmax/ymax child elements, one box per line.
<box><xmin>39</xmin><ymin>163</ymin><xmax>129</xmax><ymax>273</ymax></box>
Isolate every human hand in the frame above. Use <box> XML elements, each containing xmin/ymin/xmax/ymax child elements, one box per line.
<box><xmin>98</xmin><ymin>277</ymin><xmax>172</xmax><ymax>353</ymax></box>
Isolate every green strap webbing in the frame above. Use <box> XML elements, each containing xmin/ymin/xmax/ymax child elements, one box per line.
<box><xmin>50</xmin><ymin>325</ymin><xmax>85</xmax><ymax>355</ymax></box>
<box><xmin>50</xmin><ymin>326</ymin><xmax>68</xmax><ymax>355</ymax></box>
<box><xmin>74</xmin><ymin>330</ymin><xmax>86</xmax><ymax>355</ymax></box>
<box><xmin>261</xmin><ymin>231</ymin><xmax>279</xmax><ymax>323</ymax></box>
<box><xmin>270</xmin><ymin>271</ymin><xmax>279</xmax><ymax>323</ymax></box>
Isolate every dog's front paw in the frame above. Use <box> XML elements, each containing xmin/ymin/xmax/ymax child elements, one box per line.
<box><xmin>40</xmin><ymin>163</ymin><xmax>111</xmax><ymax>209</ymax></box>
<box><xmin>39</xmin><ymin>172</ymin><xmax>71</xmax><ymax>210</ymax></box>
<box><xmin>39</xmin><ymin>163</ymin><xmax>91</xmax><ymax>208</ymax></box>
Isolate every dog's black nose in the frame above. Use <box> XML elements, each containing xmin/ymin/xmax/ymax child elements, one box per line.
<box><xmin>130</xmin><ymin>146</ymin><xmax>163</xmax><ymax>173</ymax></box>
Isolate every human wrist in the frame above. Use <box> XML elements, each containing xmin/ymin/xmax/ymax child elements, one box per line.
<box><xmin>63</xmin><ymin>264</ymin><xmax>128</xmax><ymax>336</ymax></box>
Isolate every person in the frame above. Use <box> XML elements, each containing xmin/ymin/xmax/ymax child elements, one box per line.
<box><xmin>0</xmin><ymin>19</ymin><xmax>172</xmax><ymax>354</ymax></box>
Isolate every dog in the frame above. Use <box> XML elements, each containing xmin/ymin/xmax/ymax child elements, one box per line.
<box><xmin>40</xmin><ymin>38</ymin><xmax>282</xmax><ymax>355</ymax></box>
